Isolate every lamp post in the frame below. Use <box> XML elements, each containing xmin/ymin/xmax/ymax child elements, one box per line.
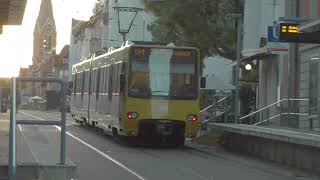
<box><xmin>113</xmin><ymin>7</ymin><xmax>143</xmax><ymax>43</ymax></box>
<box><xmin>227</xmin><ymin>13</ymin><xmax>243</xmax><ymax>124</ymax></box>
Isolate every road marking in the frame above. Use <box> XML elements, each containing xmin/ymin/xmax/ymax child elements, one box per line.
<box><xmin>20</xmin><ymin>111</ymin><xmax>146</xmax><ymax>180</ymax></box>
<box><xmin>18</xmin><ymin>124</ymin><xmax>38</xmax><ymax>164</ymax></box>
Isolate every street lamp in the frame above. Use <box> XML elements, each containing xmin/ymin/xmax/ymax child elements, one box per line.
<box><xmin>113</xmin><ymin>6</ymin><xmax>143</xmax><ymax>42</ymax></box>
<box><xmin>227</xmin><ymin>13</ymin><xmax>243</xmax><ymax>124</ymax></box>
<box><xmin>245</xmin><ymin>63</ymin><xmax>252</xmax><ymax>71</ymax></box>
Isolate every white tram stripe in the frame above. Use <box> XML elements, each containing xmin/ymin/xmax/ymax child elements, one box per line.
<box><xmin>20</xmin><ymin>111</ymin><xmax>146</xmax><ymax>180</ymax></box>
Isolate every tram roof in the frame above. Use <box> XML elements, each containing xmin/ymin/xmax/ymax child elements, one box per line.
<box><xmin>72</xmin><ymin>41</ymin><xmax>199</xmax><ymax>73</ymax></box>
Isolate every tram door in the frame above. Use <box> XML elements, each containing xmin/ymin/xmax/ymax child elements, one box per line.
<box><xmin>309</xmin><ymin>57</ymin><xmax>320</xmax><ymax>129</ymax></box>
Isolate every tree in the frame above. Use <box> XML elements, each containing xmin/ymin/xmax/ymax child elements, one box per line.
<box><xmin>142</xmin><ymin>0</ymin><xmax>244</xmax><ymax>61</ymax></box>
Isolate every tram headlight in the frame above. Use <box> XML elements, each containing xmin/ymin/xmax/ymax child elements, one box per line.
<box><xmin>186</xmin><ymin>114</ymin><xmax>198</xmax><ymax>122</ymax></box>
<box><xmin>127</xmin><ymin>112</ymin><xmax>139</xmax><ymax>120</ymax></box>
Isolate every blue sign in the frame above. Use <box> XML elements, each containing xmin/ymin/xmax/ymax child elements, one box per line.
<box><xmin>268</xmin><ymin>26</ymin><xmax>279</xmax><ymax>42</ymax></box>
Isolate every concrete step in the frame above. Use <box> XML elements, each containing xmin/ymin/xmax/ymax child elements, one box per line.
<box><xmin>0</xmin><ymin>163</ymin><xmax>76</xmax><ymax>180</ymax></box>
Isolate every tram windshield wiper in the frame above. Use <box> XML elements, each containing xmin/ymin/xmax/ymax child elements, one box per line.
<box><xmin>151</xmin><ymin>90</ymin><xmax>169</xmax><ymax>96</ymax></box>
<box><xmin>152</xmin><ymin>91</ymin><xmax>168</xmax><ymax>93</ymax></box>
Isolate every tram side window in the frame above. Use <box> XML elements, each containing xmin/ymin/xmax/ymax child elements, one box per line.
<box><xmin>87</xmin><ymin>71</ymin><xmax>90</xmax><ymax>93</ymax></box>
<box><xmin>86</xmin><ymin>71</ymin><xmax>90</xmax><ymax>94</ymax></box>
<box><xmin>99</xmin><ymin>68</ymin><xmax>104</xmax><ymax>93</ymax></box>
<box><xmin>96</xmin><ymin>69</ymin><xmax>100</xmax><ymax>95</ymax></box>
<box><xmin>81</xmin><ymin>72</ymin><xmax>85</xmax><ymax>95</ymax></box>
<box><xmin>83</xmin><ymin>71</ymin><xmax>87</xmax><ymax>94</ymax></box>
<box><xmin>101</xmin><ymin>68</ymin><xmax>104</xmax><ymax>93</ymax></box>
<box><xmin>105</xmin><ymin>66</ymin><xmax>109</xmax><ymax>93</ymax></box>
<box><xmin>108</xmin><ymin>65</ymin><xmax>113</xmax><ymax>100</ymax></box>
<box><xmin>82</xmin><ymin>71</ymin><xmax>86</xmax><ymax>94</ymax></box>
<box><xmin>73</xmin><ymin>74</ymin><xmax>77</xmax><ymax>95</ymax></box>
<box><xmin>102</xmin><ymin>67</ymin><xmax>106</xmax><ymax>93</ymax></box>
<box><xmin>78</xmin><ymin>73</ymin><xmax>82</xmax><ymax>93</ymax></box>
<box><xmin>112</xmin><ymin>64</ymin><xmax>116</xmax><ymax>93</ymax></box>
<box><xmin>84</xmin><ymin>71</ymin><xmax>89</xmax><ymax>94</ymax></box>
<box><xmin>120</xmin><ymin>63</ymin><xmax>126</xmax><ymax>94</ymax></box>
<box><xmin>91</xmin><ymin>69</ymin><xmax>96</xmax><ymax>94</ymax></box>
<box><xmin>94</xmin><ymin>70</ymin><xmax>97</xmax><ymax>93</ymax></box>
<box><xmin>90</xmin><ymin>70</ymin><xmax>93</xmax><ymax>94</ymax></box>
<box><xmin>76</xmin><ymin>73</ymin><xmax>80</xmax><ymax>93</ymax></box>
<box><xmin>116</xmin><ymin>63</ymin><xmax>122</xmax><ymax>93</ymax></box>
<box><xmin>113</xmin><ymin>64</ymin><xmax>118</xmax><ymax>93</ymax></box>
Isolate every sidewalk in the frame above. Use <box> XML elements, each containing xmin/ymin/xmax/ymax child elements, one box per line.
<box><xmin>0</xmin><ymin>112</ymin><xmax>75</xmax><ymax>180</ymax></box>
<box><xmin>0</xmin><ymin>112</ymin><xmax>38</xmax><ymax>180</ymax></box>
<box><xmin>186</xmin><ymin>131</ymin><xmax>320</xmax><ymax>180</ymax></box>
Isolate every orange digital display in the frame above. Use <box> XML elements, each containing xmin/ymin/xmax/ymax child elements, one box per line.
<box><xmin>173</xmin><ymin>50</ymin><xmax>192</xmax><ymax>57</ymax></box>
<box><xmin>133</xmin><ymin>48</ymin><xmax>194</xmax><ymax>58</ymax></box>
<box><xmin>281</xmin><ymin>24</ymin><xmax>300</xmax><ymax>34</ymax></box>
<box><xmin>134</xmin><ymin>48</ymin><xmax>146</xmax><ymax>56</ymax></box>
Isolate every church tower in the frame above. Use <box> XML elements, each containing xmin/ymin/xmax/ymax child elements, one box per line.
<box><xmin>32</xmin><ymin>0</ymin><xmax>56</xmax><ymax>65</ymax></box>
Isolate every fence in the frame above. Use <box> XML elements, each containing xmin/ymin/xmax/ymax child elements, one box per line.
<box><xmin>9</xmin><ymin>77</ymin><xmax>68</xmax><ymax>180</ymax></box>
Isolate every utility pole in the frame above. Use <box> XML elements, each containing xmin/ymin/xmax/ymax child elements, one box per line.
<box><xmin>287</xmin><ymin>0</ymin><xmax>299</xmax><ymax>127</ymax></box>
<box><xmin>228</xmin><ymin>14</ymin><xmax>243</xmax><ymax>124</ymax></box>
<box><xmin>9</xmin><ymin>77</ymin><xmax>16</xmax><ymax>180</ymax></box>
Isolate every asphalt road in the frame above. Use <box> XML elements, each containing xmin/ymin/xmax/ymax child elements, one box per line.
<box><xmin>16</xmin><ymin>110</ymin><xmax>319</xmax><ymax>180</ymax></box>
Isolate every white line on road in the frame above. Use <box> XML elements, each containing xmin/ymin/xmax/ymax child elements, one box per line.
<box><xmin>20</xmin><ymin>111</ymin><xmax>146</xmax><ymax>180</ymax></box>
<box><xmin>18</xmin><ymin>124</ymin><xmax>38</xmax><ymax>164</ymax></box>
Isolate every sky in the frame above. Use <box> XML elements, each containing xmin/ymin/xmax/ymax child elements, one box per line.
<box><xmin>0</xmin><ymin>0</ymin><xmax>96</xmax><ymax>77</ymax></box>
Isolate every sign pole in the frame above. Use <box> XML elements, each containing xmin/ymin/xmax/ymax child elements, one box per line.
<box><xmin>9</xmin><ymin>77</ymin><xmax>16</xmax><ymax>180</ymax></box>
<box><xmin>234</xmin><ymin>16</ymin><xmax>242</xmax><ymax>124</ymax></box>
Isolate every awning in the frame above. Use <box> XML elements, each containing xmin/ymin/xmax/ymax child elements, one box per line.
<box><xmin>226</xmin><ymin>49</ymin><xmax>269</xmax><ymax>67</ymax></box>
<box><xmin>298</xmin><ymin>18</ymin><xmax>320</xmax><ymax>32</ymax></box>
<box><xmin>242</xmin><ymin>47</ymin><xmax>270</xmax><ymax>61</ymax></box>
<box><xmin>0</xmin><ymin>0</ymin><xmax>27</xmax><ymax>33</ymax></box>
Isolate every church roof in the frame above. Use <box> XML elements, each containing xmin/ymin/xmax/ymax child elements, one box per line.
<box><xmin>35</xmin><ymin>0</ymin><xmax>55</xmax><ymax>31</ymax></box>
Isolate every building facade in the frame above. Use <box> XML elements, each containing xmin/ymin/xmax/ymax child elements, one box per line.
<box><xmin>68</xmin><ymin>0</ymin><xmax>154</xmax><ymax>80</ymax></box>
<box><xmin>296</xmin><ymin>0</ymin><xmax>320</xmax><ymax>130</ymax></box>
<box><xmin>242</xmin><ymin>0</ymin><xmax>287</xmax><ymax>122</ymax></box>
<box><xmin>243</xmin><ymin>0</ymin><xmax>320</xmax><ymax>129</ymax></box>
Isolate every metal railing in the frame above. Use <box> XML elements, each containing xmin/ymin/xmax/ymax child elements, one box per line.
<box><xmin>9</xmin><ymin>77</ymin><xmax>68</xmax><ymax>180</ymax></box>
<box><xmin>198</xmin><ymin>96</ymin><xmax>232</xmax><ymax>136</ymax></box>
<box><xmin>239</xmin><ymin>98</ymin><xmax>310</xmax><ymax>126</ymax></box>
<box><xmin>200</xmin><ymin>96</ymin><xmax>232</xmax><ymax>124</ymax></box>
<box><xmin>200</xmin><ymin>96</ymin><xmax>228</xmax><ymax>113</ymax></box>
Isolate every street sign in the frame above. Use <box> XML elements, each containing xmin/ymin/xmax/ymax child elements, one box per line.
<box><xmin>267</xmin><ymin>26</ymin><xmax>289</xmax><ymax>54</ymax></box>
<box><xmin>279</xmin><ymin>22</ymin><xmax>320</xmax><ymax>43</ymax></box>
<box><xmin>268</xmin><ymin>26</ymin><xmax>279</xmax><ymax>42</ymax></box>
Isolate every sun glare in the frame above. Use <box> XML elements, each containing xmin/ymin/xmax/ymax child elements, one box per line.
<box><xmin>0</xmin><ymin>0</ymin><xmax>95</xmax><ymax>78</ymax></box>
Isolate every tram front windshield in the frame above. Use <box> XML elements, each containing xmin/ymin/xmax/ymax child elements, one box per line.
<box><xmin>129</xmin><ymin>48</ymin><xmax>198</xmax><ymax>100</ymax></box>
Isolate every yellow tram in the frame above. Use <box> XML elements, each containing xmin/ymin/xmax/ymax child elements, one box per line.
<box><xmin>71</xmin><ymin>41</ymin><xmax>203</xmax><ymax>145</ymax></box>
